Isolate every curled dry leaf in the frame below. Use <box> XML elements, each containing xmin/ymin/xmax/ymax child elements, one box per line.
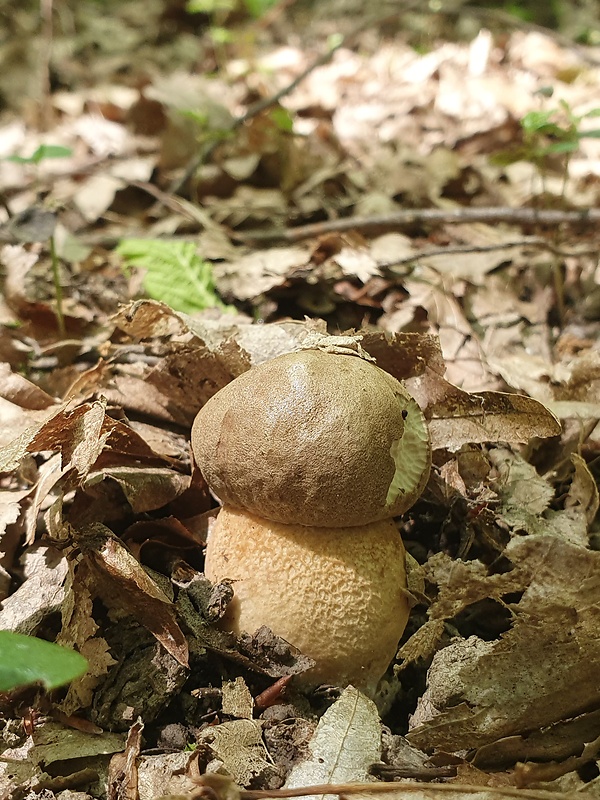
<box><xmin>107</xmin><ymin>720</ymin><xmax>144</xmax><ymax>800</ymax></box>
<box><xmin>79</xmin><ymin>523</ymin><xmax>189</xmax><ymax>668</ymax></box>
<box><xmin>0</xmin><ymin>361</ymin><xmax>56</xmax><ymax>409</ymax></box>
<box><xmin>58</xmin><ymin>559</ymin><xmax>116</xmax><ymax>715</ymax></box>
<box><xmin>213</xmin><ymin>246</ymin><xmax>312</xmax><ymax>301</ymax></box>
<box><xmin>410</xmin><ymin>370</ymin><xmax>561</xmax><ymax>450</ymax></box>
<box><xmin>85</xmin><ymin>465</ymin><xmax>190</xmax><ymax>514</ymax></box>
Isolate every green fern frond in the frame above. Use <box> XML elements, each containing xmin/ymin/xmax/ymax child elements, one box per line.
<box><xmin>117</xmin><ymin>238</ymin><xmax>232</xmax><ymax>314</ymax></box>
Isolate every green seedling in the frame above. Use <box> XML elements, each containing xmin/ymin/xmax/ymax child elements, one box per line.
<box><xmin>6</xmin><ymin>144</ymin><xmax>73</xmax><ymax>336</ymax></box>
<box><xmin>7</xmin><ymin>144</ymin><xmax>73</xmax><ymax>166</ymax></box>
<box><xmin>117</xmin><ymin>238</ymin><xmax>233</xmax><ymax>314</ymax></box>
<box><xmin>0</xmin><ymin>631</ymin><xmax>87</xmax><ymax>692</ymax></box>
<box><xmin>521</xmin><ymin>100</ymin><xmax>600</xmax><ymax>193</ymax></box>
<box><xmin>495</xmin><ymin>96</ymin><xmax>600</xmax><ymax>325</ymax></box>
<box><xmin>495</xmin><ymin>97</ymin><xmax>600</xmax><ymax>195</ymax></box>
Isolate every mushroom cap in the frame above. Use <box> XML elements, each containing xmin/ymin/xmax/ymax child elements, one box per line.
<box><xmin>191</xmin><ymin>349</ymin><xmax>430</xmax><ymax>527</ymax></box>
<box><xmin>205</xmin><ymin>506</ymin><xmax>410</xmax><ymax>691</ymax></box>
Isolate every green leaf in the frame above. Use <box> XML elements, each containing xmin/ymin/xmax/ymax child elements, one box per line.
<box><xmin>186</xmin><ymin>0</ymin><xmax>235</xmax><ymax>13</ymax></box>
<box><xmin>210</xmin><ymin>25</ymin><xmax>234</xmax><ymax>44</ymax></box>
<box><xmin>243</xmin><ymin>0</ymin><xmax>278</xmax><ymax>18</ymax></box>
<box><xmin>0</xmin><ymin>631</ymin><xmax>88</xmax><ymax>692</ymax></box>
<box><xmin>269</xmin><ymin>106</ymin><xmax>293</xmax><ymax>133</ymax></box>
<box><xmin>7</xmin><ymin>144</ymin><xmax>73</xmax><ymax>165</ymax></box>
<box><xmin>117</xmin><ymin>238</ymin><xmax>232</xmax><ymax>314</ymax></box>
<box><xmin>542</xmin><ymin>140</ymin><xmax>579</xmax><ymax>154</ymax></box>
<box><xmin>521</xmin><ymin>110</ymin><xmax>554</xmax><ymax>134</ymax></box>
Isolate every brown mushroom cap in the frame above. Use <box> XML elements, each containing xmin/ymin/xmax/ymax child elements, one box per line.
<box><xmin>205</xmin><ymin>506</ymin><xmax>410</xmax><ymax>691</ymax></box>
<box><xmin>191</xmin><ymin>349</ymin><xmax>430</xmax><ymax>527</ymax></box>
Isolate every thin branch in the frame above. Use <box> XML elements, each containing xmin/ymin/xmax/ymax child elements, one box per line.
<box><xmin>195</xmin><ymin>775</ymin><xmax>586</xmax><ymax>800</ymax></box>
<box><xmin>241</xmin><ymin>781</ymin><xmax>584</xmax><ymax>800</ymax></box>
<box><xmin>377</xmin><ymin>237</ymin><xmax>600</xmax><ymax>273</ymax></box>
<box><xmin>239</xmin><ymin>207</ymin><xmax>600</xmax><ymax>243</ymax></box>
<box><xmin>165</xmin><ymin>33</ymin><xmax>347</xmax><ymax>198</ymax></box>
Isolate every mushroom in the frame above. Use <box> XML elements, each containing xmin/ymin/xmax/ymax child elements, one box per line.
<box><xmin>204</xmin><ymin>507</ymin><xmax>410</xmax><ymax>691</ymax></box>
<box><xmin>191</xmin><ymin>346</ymin><xmax>431</xmax><ymax>692</ymax></box>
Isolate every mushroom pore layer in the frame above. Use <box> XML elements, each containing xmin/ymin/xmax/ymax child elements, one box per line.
<box><xmin>205</xmin><ymin>506</ymin><xmax>410</xmax><ymax>692</ymax></box>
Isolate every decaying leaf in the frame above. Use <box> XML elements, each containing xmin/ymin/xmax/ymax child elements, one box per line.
<box><xmin>137</xmin><ymin>752</ymin><xmax>199</xmax><ymax>800</ymax></box>
<box><xmin>222</xmin><ymin>676</ymin><xmax>254</xmax><ymax>720</ymax></box>
<box><xmin>285</xmin><ymin>687</ymin><xmax>381</xmax><ymax>798</ymax></box>
<box><xmin>0</xmin><ymin>546</ymin><xmax>69</xmax><ymax>634</ymax></box>
<box><xmin>107</xmin><ymin>720</ymin><xmax>144</xmax><ymax>800</ymax></box>
<box><xmin>85</xmin><ymin>465</ymin><xmax>190</xmax><ymax>513</ymax></box>
<box><xmin>80</xmin><ymin>523</ymin><xmax>189</xmax><ymax>667</ymax></box>
<box><xmin>408</xmin><ymin>535</ymin><xmax>600</xmax><ymax>756</ymax></box>
<box><xmin>200</xmin><ymin>719</ymin><xmax>280</xmax><ymax>787</ymax></box>
<box><xmin>58</xmin><ymin>559</ymin><xmax>116</xmax><ymax>715</ymax></box>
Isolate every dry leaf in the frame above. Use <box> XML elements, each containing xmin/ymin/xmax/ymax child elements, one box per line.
<box><xmin>409</xmin><ymin>535</ymin><xmax>600</xmax><ymax>756</ymax></box>
<box><xmin>285</xmin><ymin>687</ymin><xmax>381</xmax><ymax>799</ymax></box>
<box><xmin>200</xmin><ymin>719</ymin><xmax>279</xmax><ymax>787</ymax></box>
<box><xmin>80</xmin><ymin>523</ymin><xmax>189</xmax><ymax>668</ymax></box>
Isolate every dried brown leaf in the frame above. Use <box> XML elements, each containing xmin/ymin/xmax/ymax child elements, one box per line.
<box><xmin>213</xmin><ymin>246</ymin><xmax>311</xmax><ymax>301</ymax></box>
<box><xmin>107</xmin><ymin>720</ymin><xmax>144</xmax><ymax>800</ymax></box>
<box><xmin>0</xmin><ymin>362</ymin><xmax>56</xmax><ymax>409</ymax></box>
<box><xmin>86</xmin><ymin>465</ymin><xmax>190</xmax><ymax>513</ymax></box>
<box><xmin>80</xmin><ymin>523</ymin><xmax>189</xmax><ymax>667</ymax></box>
<box><xmin>59</xmin><ymin>560</ymin><xmax>116</xmax><ymax>714</ymax></box>
<box><xmin>409</xmin><ymin>535</ymin><xmax>600</xmax><ymax>754</ymax></box>
<box><xmin>413</xmin><ymin>370</ymin><xmax>560</xmax><ymax>451</ymax></box>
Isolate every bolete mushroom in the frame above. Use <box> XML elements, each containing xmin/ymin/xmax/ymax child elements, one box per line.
<box><xmin>191</xmin><ymin>345</ymin><xmax>431</xmax><ymax>692</ymax></box>
<box><xmin>191</xmin><ymin>348</ymin><xmax>430</xmax><ymax>528</ymax></box>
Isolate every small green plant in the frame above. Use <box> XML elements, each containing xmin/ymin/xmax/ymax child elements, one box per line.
<box><xmin>0</xmin><ymin>631</ymin><xmax>87</xmax><ymax>692</ymax></box>
<box><xmin>521</xmin><ymin>100</ymin><xmax>600</xmax><ymax>191</ymax></box>
<box><xmin>494</xmin><ymin>96</ymin><xmax>600</xmax><ymax>326</ymax></box>
<box><xmin>6</xmin><ymin>144</ymin><xmax>73</xmax><ymax>166</ymax></box>
<box><xmin>495</xmin><ymin>96</ymin><xmax>600</xmax><ymax>195</ymax></box>
<box><xmin>186</xmin><ymin>0</ymin><xmax>278</xmax><ymax>53</ymax></box>
<box><xmin>117</xmin><ymin>238</ymin><xmax>232</xmax><ymax>314</ymax></box>
<box><xmin>6</xmin><ymin>144</ymin><xmax>73</xmax><ymax>336</ymax></box>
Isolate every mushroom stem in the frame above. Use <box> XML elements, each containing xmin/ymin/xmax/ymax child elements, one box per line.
<box><xmin>205</xmin><ymin>506</ymin><xmax>410</xmax><ymax>693</ymax></box>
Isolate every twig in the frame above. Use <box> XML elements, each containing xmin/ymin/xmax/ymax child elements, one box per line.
<box><xmin>242</xmin><ymin>784</ymin><xmax>583</xmax><ymax>800</ymax></box>
<box><xmin>79</xmin><ymin>225</ymin><xmax>600</xmax><ymax>259</ymax></box>
<box><xmin>377</xmin><ymin>237</ymin><xmax>600</xmax><ymax>273</ymax></box>
<box><xmin>196</xmin><ymin>774</ymin><xmax>586</xmax><ymax>800</ymax></box>
<box><xmin>239</xmin><ymin>206</ymin><xmax>600</xmax><ymax>243</ymax></box>
<box><xmin>49</xmin><ymin>233</ymin><xmax>65</xmax><ymax>337</ymax></box>
<box><xmin>166</xmin><ymin>39</ymin><xmax>345</xmax><ymax>199</ymax></box>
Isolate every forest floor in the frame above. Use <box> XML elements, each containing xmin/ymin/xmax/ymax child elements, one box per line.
<box><xmin>1</xmin><ymin>2</ymin><xmax>600</xmax><ymax>799</ymax></box>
